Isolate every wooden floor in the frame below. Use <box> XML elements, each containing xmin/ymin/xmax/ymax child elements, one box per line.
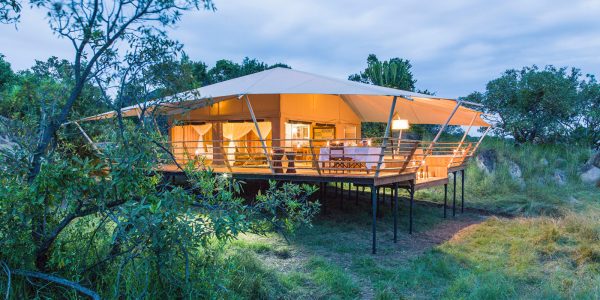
<box><xmin>159</xmin><ymin>164</ymin><xmax>461</xmax><ymax>188</ymax></box>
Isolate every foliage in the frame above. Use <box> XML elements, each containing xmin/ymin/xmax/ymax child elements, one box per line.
<box><xmin>206</xmin><ymin>57</ymin><xmax>290</xmax><ymax>85</ymax></box>
<box><xmin>349</xmin><ymin>54</ymin><xmax>416</xmax><ymax>90</ymax></box>
<box><xmin>0</xmin><ymin>0</ymin><xmax>20</xmax><ymax>24</ymax></box>
<box><xmin>0</xmin><ymin>54</ymin><xmax>14</xmax><ymax>90</ymax></box>
<box><xmin>0</xmin><ymin>56</ymin><xmax>107</xmax><ymax>129</ymax></box>
<box><xmin>418</xmin><ymin>137</ymin><xmax>598</xmax><ymax>215</ymax></box>
<box><xmin>464</xmin><ymin>65</ymin><xmax>598</xmax><ymax>146</ymax></box>
<box><xmin>573</xmin><ymin>75</ymin><xmax>600</xmax><ymax>148</ymax></box>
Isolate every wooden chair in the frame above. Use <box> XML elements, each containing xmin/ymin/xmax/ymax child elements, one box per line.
<box><xmin>325</xmin><ymin>146</ymin><xmax>347</xmax><ymax>173</ymax></box>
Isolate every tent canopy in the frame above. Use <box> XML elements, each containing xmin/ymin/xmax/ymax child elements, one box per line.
<box><xmin>79</xmin><ymin>67</ymin><xmax>489</xmax><ymax>127</ymax></box>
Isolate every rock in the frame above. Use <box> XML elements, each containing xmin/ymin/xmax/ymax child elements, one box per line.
<box><xmin>508</xmin><ymin>161</ymin><xmax>522</xmax><ymax>179</ymax></box>
<box><xmin>476</xmin><ymin>149</ymin><xmax>497</xmax><ymax>174</ymax></box>
<box><xmin>588</xmin><ymin>151</ymin><xmax>600</xmax><ymax>168</ymax></box>
<box><xmin>552</xmin><ymin>169</ymin><xmax>567</xmax><ymax>186</ymax></box>
<box><xmin>507</xmin><ymin>160</ymin><xmax>525</xmax><ymax>188</ymax></box>
<box><xmin>568</xmin><ymin>196</ymin><xmax>580</xmax><ymax>205</ymax></box>
<box><xmin>580</xmin><ymin>166</ymin><xmax>600</xmax><ymax>184</ymax></box>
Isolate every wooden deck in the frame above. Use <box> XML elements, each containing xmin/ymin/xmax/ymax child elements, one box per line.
<box><xmin>159</xmin><ymin>164</ymin><xmax>419</xmax><ymax>186</ymax></box>
<box><xmin>159</xmin><ymin>163</ymin><xmax>464</xmax><ymax>188</ymax></box>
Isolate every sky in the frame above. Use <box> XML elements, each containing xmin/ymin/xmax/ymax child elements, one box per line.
<box><xmin>1</xmin><ymin>0</ymin><xmax>599</xmax><ymax>98</ymax></box>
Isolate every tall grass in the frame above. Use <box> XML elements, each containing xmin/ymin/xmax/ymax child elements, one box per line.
<box><xmin>418</xmin><ymin>138</ymin><xmax>599</xmax><ymax>216</ymax></box>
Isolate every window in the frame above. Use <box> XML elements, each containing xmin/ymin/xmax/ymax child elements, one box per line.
<box><xmin>285</xmin><ymin>122</ymin><xmax>310</xmax><ymax>147</ymax></box>
<box><xmin>344</xmin><ymin>125</ymin><xmax>357</xmax><ymax>140</ymax></box>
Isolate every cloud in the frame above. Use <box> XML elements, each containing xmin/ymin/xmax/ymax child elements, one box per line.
<box><xmin>1</xmin><ymin>0</ymin><xmax>598</xmax><ymax>97</ymax></box>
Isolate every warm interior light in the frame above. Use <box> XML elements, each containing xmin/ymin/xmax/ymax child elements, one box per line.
<box><xmin>392</xmin><ymin>119</ymin><xmax>410</xmax><ymax>130</ymax></box>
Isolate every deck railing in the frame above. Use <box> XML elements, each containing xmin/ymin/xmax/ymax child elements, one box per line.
<box><xmin>164</xmin><ymin>138</ymin><xmax>478</xmax><ymax>177</ymax></box>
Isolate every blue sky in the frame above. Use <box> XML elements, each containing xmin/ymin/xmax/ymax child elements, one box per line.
<box><xmin>1</xmin><ymin>0</ymin><xmax>599</xmax><ymax>98</ymax></box>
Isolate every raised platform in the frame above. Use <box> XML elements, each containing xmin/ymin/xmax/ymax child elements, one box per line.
<box><xmin>159</xmin><ymin>164</ymin><xmax>417</xmax><ymax>186</ymax></box>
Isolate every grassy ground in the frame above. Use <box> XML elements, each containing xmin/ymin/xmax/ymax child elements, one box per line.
<box><xmin>219</xmin><ymin>141</ymin><xmax>600</xmax><ymax>299</ymax></box>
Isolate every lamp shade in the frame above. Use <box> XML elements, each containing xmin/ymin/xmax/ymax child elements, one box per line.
<box><xmin>392</xmin><ymin>119</ymin><xmax>410</xmax><ymax>130</ymax></box>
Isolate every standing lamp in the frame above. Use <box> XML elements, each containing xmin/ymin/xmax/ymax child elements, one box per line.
<box><xmin>391</xmin><ymin>119</ymin><xmax>410</xmax><ymax>159</ymax></box>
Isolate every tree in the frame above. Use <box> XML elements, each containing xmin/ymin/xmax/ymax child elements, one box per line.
<box><xmin>349</xmin><ymin>54</ymin><xmax>416</xmax><ymax>91</ymax></box>
<box><xmin>465</xmin><ymin>65</ymin><xmax>580</xmax><ymax>144</ymax></box>
<box><xmin>0</xmin><ymin>0</ymin><xmax>20</xmax><ymax>24</ymax></box>
<box><xmin>0</xmin><ymin>54</ymin><xmax>14</xmax><ymax>90</ymax></box>
<box><xmin>0</xmin><ymin>0</ymin><xmax>216</xmax><ymax>272</ymax></box>
<box><xmin>207</xmin><ymin>57</ymin><xmax>290</xmax><ymax>84</ymax></box>
<box><xmin>349</xmin><ymin>54</ymin><xmax>448</xmax><ymax>138</ymax></box>
<box><xmin>0</xmin><ymin>57</ymin><xmax>106</xmax><ymax>129</ymax></box>
<box><xmin>574</xmin><ymin>75</ymin><xmax>600</xmax><ymax>148</ymax></box>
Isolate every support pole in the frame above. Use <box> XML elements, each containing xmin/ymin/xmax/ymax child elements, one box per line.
<box><xmin>393</xmin><ymin>182</ymin><xmax>398</xmax><ymax>243</ymax></box>
<box><xmin>371</xmin><ymin>185</ymin><xmax>377</xmax><ymax>254</ymax></box>
<box><xmin>422</xmin><ymin>101</ymin><xmax>462</xmax><ymax>163</ymax></box>
<box><xmin>452</xmin><ymin>171</ymin><xmax>457</xmax><ymax>217</ymax></box>
<box><xmin>340</xmin><ymin>182</ymin><xmax>344</xmax><ymax>210</ymax></box>
<box><xmin>473</xmin><ymin>126</ymin><xmax>492</xmax><ymax>153</ymax></box>
<box><xmin>444</xmin><ymin>183</ymin><xmax>448</xmax><ymax>218</ymax></box>
<box><xmin>409</xmin><ymin>181</ymin><xmax>414</xmax><ymax>234</ymax></box>
<box><xmin>73</xmin><ymin>121</ymin><xmax>102</xmax><ymax>155</ymax></box>
<box><xmin>375</xmin><ymin>96</ymin><xmax>398</xmax><ymax>178</ymax></box>
<box><xmin>461</xmin><ymin>169</ymin><xmax>465</xmax><ymax>213</ymax></box>
<box><xmin>448</xmin><ymin>112</ymin><xmax>477</xmax><ymax>167</ymax></box>
<box><xmin>376</xmin><ymin>187</ymin><xmax>380</xmax><ymax>217</ymax></box>
<box><xmin>322</xmin><ymin>183</ymin><xmax>328</xmax><ymax>214</ymax></box>
<box><xmin>243</xmin><ymin>95</ymin><xmax>274</xmax><ymax>174</ymax></box>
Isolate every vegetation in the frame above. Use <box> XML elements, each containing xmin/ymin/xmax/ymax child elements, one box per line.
<box><xmin>419</xmin><ymin>138</ymin><xmax>599</xmax><ymax>215</ymax></box>
<box><xmin>465</xmin><ymin>66</ymin><xmax>600</xmax><ymax>147</ymax></box>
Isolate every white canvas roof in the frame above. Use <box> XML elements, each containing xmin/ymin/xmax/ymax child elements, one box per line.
<box><xmin>80</xmin><ymin>67</ymin><xmax>489</xmax><ymax>126</ymax></box>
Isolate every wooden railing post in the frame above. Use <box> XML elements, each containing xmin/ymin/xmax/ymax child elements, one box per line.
<box><xmin>219</xmin><ymin>141</ymin><xmax>233</xmax><ymax>172</ymax></box>
<box><xmin>308</xmin><ymin>139</ymin><xmax>321</xmax><ymax>175</ymax></box>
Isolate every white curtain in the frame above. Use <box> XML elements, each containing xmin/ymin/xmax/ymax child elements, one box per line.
<box><xmin>222</xmin><ymin>122</ymin><xmax>272</xmax><ymax>161</ymax></box>
<box><xmin>253</xmin><ymin>122</ymin><xmax>272</xmax><ymax>138</ymax></box>
<box><xmin>192</xmin><ymin>124</ymin><xmax>213</xmax><ymax>159</ymax></box>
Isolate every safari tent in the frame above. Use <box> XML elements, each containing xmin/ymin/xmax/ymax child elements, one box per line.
<box><xmin>78</xmin><ymin>67</ymin><xmax>491</xmax><ymax>253</ymax></box>
<box><xmin>81</xmin><ymin>67</ymin><xmax>489</xmax><ymax>177</ymax></box>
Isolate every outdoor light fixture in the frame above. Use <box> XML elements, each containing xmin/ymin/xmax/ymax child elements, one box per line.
<box><xmin>391</xmin><ymin>119</ymin><xmax>409</xmax><ymax>158</ymax></box>
<box><xmin>392</xmin><ymin>119</ymin><xmax>409</xmax><ymax>131</ymax></box>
